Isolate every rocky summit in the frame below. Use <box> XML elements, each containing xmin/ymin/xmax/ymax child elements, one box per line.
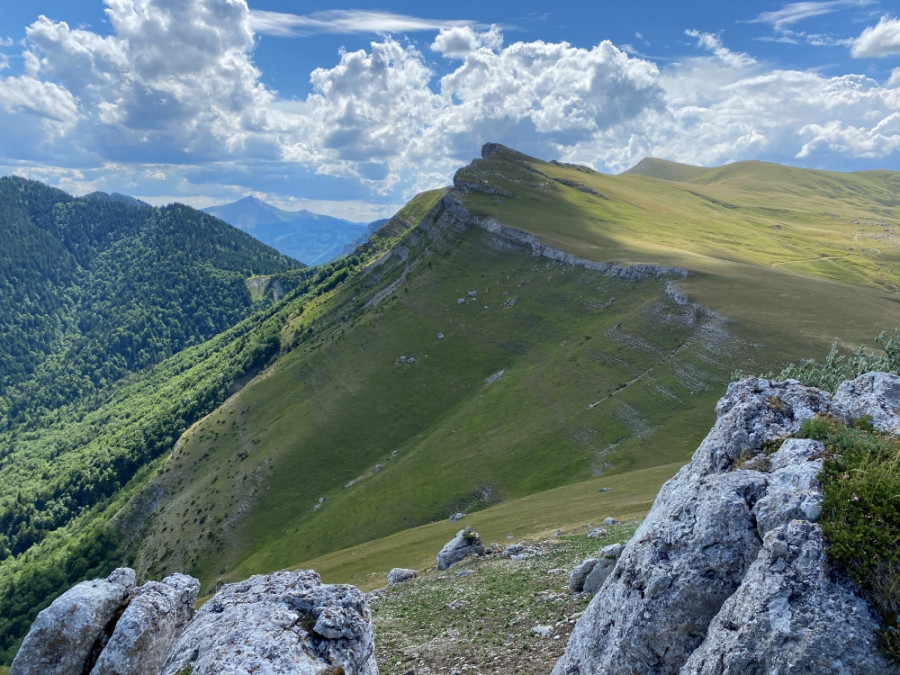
<box><xmin>553</xmin><ymin>373</ymin><xmax>900</xmax><ymax>675</ymax></box>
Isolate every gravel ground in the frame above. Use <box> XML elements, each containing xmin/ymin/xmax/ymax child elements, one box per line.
<box><xmin>370</xmin><ymin>523</ymin><xmax>638</xmax><ymax>675</ymax></box>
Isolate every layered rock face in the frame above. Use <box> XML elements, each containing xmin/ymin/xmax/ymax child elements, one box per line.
<box><xmin>553</xmin><ymin>374</ymin><xmax>900</xmax><ymax>675</ymax></box>
<box><xmin>13</xmin><ymin>568</ymin><xmax>377</xmax><ymax>675</ymax></box>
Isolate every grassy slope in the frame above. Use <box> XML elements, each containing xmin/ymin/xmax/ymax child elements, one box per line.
<box><xmin>463</xmin><ymin>148</ymin><xmax>900</xmax><ymax>349</ymax></box>
<box><xmin>132</xmin><ymin>147</ymin><xmax>900</xmax><ymax>594</ymax></box>
<box><xmin>132</xmin><ymin>198</ymin><xmax>739</xmax><ymax>590</ymax></box>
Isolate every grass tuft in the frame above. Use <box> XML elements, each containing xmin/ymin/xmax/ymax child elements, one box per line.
<box><xmin>796</xmin><ymin>416</ymin><xmax>900</xmax><ymax>663</ymax></box>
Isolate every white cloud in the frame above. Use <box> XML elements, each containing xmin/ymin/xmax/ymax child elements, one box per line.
<box><xmin>582</xmin><ymin>62</ymin><xmax>900</xmax><ymax>172</ymax></box>
<box><xmin>750</xmin><ymin>2</ymin><xmax>868</xmax><ymax>49</ymax></box>
<box><xmin>249</xmin><ymin>9</ymin><xmax>473</xmax><ymax>37</ymax></box>
<box><xmin>751</xmin><ymin>1</ymin><xmax>863</xmax><ymax>31</ymax></box>
<box><xmin>431</xmin><ymin>26</ymin><xmax>503</xmax><ymax>58</ymax></box>
<box><xmin>1</xmin><ymin>0</ymin><xmax>278</xmax><ymax>164</ymax></box>
<box><xmin>2</xmin><ymin>0</ymin><xmax>900</xmax><ymax>212</ymax></box>
<box><xmin>851</xmin><ymin>16</ymin><xmax>900</xmax><ymax>57</ymax></box>
<box><xmin>889</xmin><ymin>68</ymin><xmax>900</xmax><ymax>87</ymax></box>
<box><xmin>685</xmin><ymin>30</ymin><xmax>756</xmax><ymax>68</ymax></box>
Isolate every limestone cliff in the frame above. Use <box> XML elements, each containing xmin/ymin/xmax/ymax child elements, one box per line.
<box><xmin>553</xmin><ymin>373</ymin><xmax>900</xmax><ymax>675</ymax></box>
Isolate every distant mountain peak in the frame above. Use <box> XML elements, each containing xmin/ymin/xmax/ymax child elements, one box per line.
<box><xmin>202</xmin><ymin>196</ymin><xmax>370</xmax><ymax>266</ymax></box>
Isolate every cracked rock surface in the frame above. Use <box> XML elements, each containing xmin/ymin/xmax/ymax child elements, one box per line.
<box><xmin>553</xmin><ymin>375</ymin><xmax>900</xmax><ymax>675</ymax></box>
<box><xmin>11</xmin><ymin>568</ymin><xmax>135</xmax><ymax>675</ymax></box>
<box><xmin>160</xmin><ymin>569</ymin><xmax>377</xmax><ymax>675</ymax></box>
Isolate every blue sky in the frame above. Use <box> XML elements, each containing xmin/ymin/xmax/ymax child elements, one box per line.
<box><xmin>1</xmin><ymin>1</ymin><xmax>899</xmax><ymax>220</ymax></box>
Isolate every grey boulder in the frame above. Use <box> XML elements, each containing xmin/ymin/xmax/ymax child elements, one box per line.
<box><xmin>582</xmin><ymin>543</ymin><xmax>624</xmax><ymax>594</ymax></box>
<box><xmin>11</xmin><ymin>568</ymin><xmax>136</xmax><ymax>675</ymax></box>
<box><xmin>387</xmin><ymin>568</ymin><xmax>418</xmax><ymax>585</ymax></box>
<box><xmin>436</xmin><ymin>526</ymin><xmax>485</xmax><ymax>570</ymax></box>
<box><xmin>160</xmin><ymin>569</ymin><xmax>377</xmax><ymax>675</ymax></box>
<box><xmin>567</xmin><ymin>558</ymin><xmax>598</xmax><ymax>593</ymax></box>
<box><xmin>90</xmin><ymin>572</ymin><xmax>199</xmax><ymax>675</ymax></box>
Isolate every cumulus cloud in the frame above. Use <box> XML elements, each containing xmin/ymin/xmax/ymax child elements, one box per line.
<box><xmin>2</xmin><ymin>0</ymin><xmax>900</xmax><ymax>209</ymax></box>
<box><xmin>431</xmin><ymin>25</ymin><xmax>503</xmax><ymax>58</ymax></box>
<box><xmin>889</xmin><ymin>68</ymin><xmax>900</xmax><ymax>87</ymax></box>
<box><xmin>582</xmin><ymin>61</ymin><xmax>900</xmax><ymax>172</ymax></box>
<box><xmin>2</xmin><ymin>0</ymin><xmax>277</xmax><ymax>164</ymax></box>
<box><xmin>851</xmin><ymin>16</ymin><xmax>900</xmax><ymax>57</ymax></box>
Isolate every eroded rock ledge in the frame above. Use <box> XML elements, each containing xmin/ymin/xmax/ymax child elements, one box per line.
<box><xmin>553</xmin><ymin>372</ymin><xmax>900</xmax><ymax>675</ymax></box>
<box><xmin>432</xmin><ymin>188</ymin><xmax>689</xmax><ymax>282</ymax></box>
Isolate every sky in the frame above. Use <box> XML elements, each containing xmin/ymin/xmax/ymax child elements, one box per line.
<box><xmin>0</xmin><ymin>1</ymin><xmax>899</xmax><ymax>221</ymax></box>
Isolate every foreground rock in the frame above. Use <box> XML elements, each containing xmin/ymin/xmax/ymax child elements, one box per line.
<box><xmin>436</xmin><ymin>526</ymin><xmax>485</xmax><ymax>570</ymax></box>
<box><xmin>11</xmin><ymin>568</ymin><xmax>136</xmax><ymax>675</ymax></box>
<box><xmin>91</xmin><ymin>573</ymin><xmax>199</xmax><ymax>675</ymax></box>
<box><xmin>553</xmin><ymin>375</ymin><xmax>900</xmax><ymax>675</ymax></box>
<box><xmin>160</xmin><ymin>569</ymin><xmax>377</xmax><ymax>674</ymax></box>
<box><xmin>14</xmin><ymin>568</ymin><xmax>376</xmax><ymax>675</ymax></box>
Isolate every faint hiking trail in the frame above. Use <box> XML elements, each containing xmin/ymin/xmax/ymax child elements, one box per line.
<box><xmin>769</xmin><ymin>254</ymin><xmax>852</xmax><ymax>267</ymax></box>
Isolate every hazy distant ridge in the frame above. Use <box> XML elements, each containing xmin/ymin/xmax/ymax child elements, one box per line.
<box><xmin>204</xmin><ymin>196</ymin><xmax>368</xmax><ymax>265</ymax></box>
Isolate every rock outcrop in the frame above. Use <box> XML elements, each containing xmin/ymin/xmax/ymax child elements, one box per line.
<box><xmin>11</xmin><ymin>568</ymin><xmax>136</xmax><ymax>675</ymax></box>
<box><xmin>14</xmin><ymin>568</ymin><xmax>377</xmax><ymax>675</ymax></box>
<box><xmin>387</xmin><ymin>568</ymin><xmax>418</xmax><ymax>585</ymax></box>
<box><xmin>553</xmin><ymin>374</ymin><xmax>900</xmax><ymax>675</ymax></box>
<box><xmin>436</xmin><ymin>526</ymin><xmax>485</xmax><ymax>570</ymax></box>
<box><xmin>161</xmin><ymin>569</ymin><xmax>377</xmax><ymax>674</ymax></box>
<box><xmin>425</xmin><ymin>189</ymin><xmax>690</xmax><ymax>282</ymax></box>
<box><xmin>91</xmin><ymin>573</ymin><xmax>199</xmax><ymax>675</ymax></box>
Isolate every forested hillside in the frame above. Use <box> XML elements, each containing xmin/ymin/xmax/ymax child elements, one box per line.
<box><xmin>0</xmin><ymin>177</ymin><xmax>301</xmax><ymax>428</ymax></box>
<box><xmin>0</xmin><ymin>185</ymin><xmax>424</xmax><ymax>663</ymax></box>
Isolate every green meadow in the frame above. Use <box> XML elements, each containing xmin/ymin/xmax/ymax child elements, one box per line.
<box><xmin>128</xmin><ymin>147</ymin><xmax>900</xmax><ymax>593</ymax></box>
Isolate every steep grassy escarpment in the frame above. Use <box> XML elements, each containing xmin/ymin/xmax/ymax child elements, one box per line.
<box><xmin>132</xmin><ymin>189</ymin><xmax>753</xmax><ymax>591</ymax></box>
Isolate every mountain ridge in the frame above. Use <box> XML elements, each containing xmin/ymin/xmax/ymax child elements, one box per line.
<box><xmin>3</xmin><ymin>146</ymin><xmax>900</xmax><ymax>665</ymax></box>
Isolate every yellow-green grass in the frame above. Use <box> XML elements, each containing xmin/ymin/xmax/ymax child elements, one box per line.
<box><xmin>132</xmin><ymin>148</ymin><xmax>900</xmax><ymax>595</ymax></box>
<box><xmin>286</xmin><ymin>461</ymin><xmax>679</xmax><ymax>591</ymax></box>
<box><xmin>134</xmin><ymin>206</ymin><xmax>740</xmax><ymax>591</ymax></box>
<box><xmin>461</xmin><ymin>147</ymin><xmax>900</xmax><ymax>341</ymax></box>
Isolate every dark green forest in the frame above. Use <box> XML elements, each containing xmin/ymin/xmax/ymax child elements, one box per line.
<box><xmin>0</xmin><ymin>176</ymin><xmax>301</xmax><ymax>426</ymax></box>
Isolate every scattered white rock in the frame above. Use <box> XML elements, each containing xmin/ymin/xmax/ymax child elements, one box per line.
<box><xmin>532</xmin><ymin>625</ymin><xmax>553</xmax><ymax>638</ymax></box>
<box><xmin>387</xmin><ymin>568</ymin><xmax>418</xmax><ymax>586</ymax></box>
